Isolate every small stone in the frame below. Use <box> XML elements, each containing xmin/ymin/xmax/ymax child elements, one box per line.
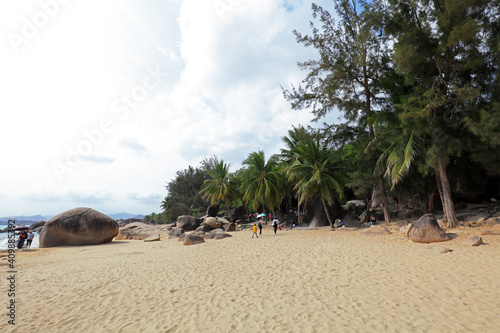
<box><xmin>462</xmin><ymin>235</ymin><xmax>483</xmax><ymax>247</ymax></box>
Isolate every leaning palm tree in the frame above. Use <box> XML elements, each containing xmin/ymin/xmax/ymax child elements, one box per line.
<box><xmin>199</xmin><ymin>160</ymin><xmax>239</xmax><ymax>222</ymax></box>
<box><xmin>287</xmin><ymin>139</ymin><xmax>346</xmax><ymax>230</ymax></box>
<box><xmin>241</xmin><ymin>151</ymin><xmax>282</xmax><ymax>221</ymax></box>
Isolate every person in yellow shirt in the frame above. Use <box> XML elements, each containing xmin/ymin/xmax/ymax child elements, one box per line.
<box><xmin>252</xmin><ymin>223</ymin><xmax>259</xmax><ymax>238</ymax></box>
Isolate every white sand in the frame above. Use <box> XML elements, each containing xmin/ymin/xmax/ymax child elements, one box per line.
<box><xmin>2</xmin><ymin>226</ymin><xmax>500</xmax><ymax>332</ymax></box>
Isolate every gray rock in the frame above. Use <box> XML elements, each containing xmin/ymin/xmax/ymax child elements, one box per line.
<box><xmin>214</xmin><ymin>233</ymin><xmax>232</xmax><ymax>240</ymax></box>
<box><xmin>117</xmin><ymin>223</ymin><xmax>171</xmax><ymax>240</ymax></box>
<box><xmin>205</xmin><ymin>217</ymin><xmax>222</xmax><ymax>229</ymax></box>
<box><xmin>343</xmin><ymin>212</ymin><xmax>362</xmax><ymax>228</ymax></box>
<box><xmin>176</xmin><ymin>216</ymin><xmax>203</xmax><ymax>231</ymax></box>
<box><xmin>168</xmin><ymin>227</ymin><xmax>185</xmax><ymax>239</ymax></box>
<box><xmin>28</xmin><ymin>221</ymin><xmax>46</xmax><ymax>230</ymax></box>
<box><xmin>462</xmin><ymin>235</ymin><xmax>483</xmax><ymax>247</ymax></box>
<box><xmin>144</xmin><ymin>234</ymin><xmax>160</xmax><ymax>242</ymax></box>
<box><xmin>206</xmin><ymin>204</ymin><xmax>219</xmax><ymax>217</ymax></box>
<box><xmin>183</xmin><ymin>233</ymin><xmax>205</xmax><ymax>246</ymax></box>
<box><xmin>39</xmin><ymin>207</ymin><xmax>118</xmax><ymax>248</ymax></box>
<box><xmin>408</xmin><ymin>214</ymin><xmax>450</xmax><ymax>243</ymax></box>
<box><xmin>224</xmin><ymin>206</ymin><xmax>246</xmax><ymax>222</ymax></box>
<box><xmin>203</xmin><ymin>232</ymin><xmax>215</xmax><ymax>240</ymax></box>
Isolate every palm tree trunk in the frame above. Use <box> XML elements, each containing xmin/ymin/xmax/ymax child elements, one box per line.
<box><xmin>321</xmin><ymin>193</ymin><xmax>334</xmax><ymax>230</ymax></box>
<box><xmin>297</xmin><ymin>193</ymin><xmax>301</xmax><ymax>226</ymax></box>
<box><xmin>262</xmin><ymin>197</ymin><xmax>267</xmax><ymax>225</ymax></box>
<box><xmin>437</xmin><ymin>162</ymin><xmax>459</xmax><ymax>228</ymax></box>
<box><xmin>378</xmin><ymin>176</ymin><xmax>391</xmax><ymax>224</ymax></box>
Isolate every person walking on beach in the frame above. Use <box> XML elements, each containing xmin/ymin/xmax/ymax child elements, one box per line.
<box><xmin>17</xmin><ymin>229</ymin><xmax>28</xmax><ymax>249</ymax></box>
<box><xmin>26</xmin><ymin>230</ymin><xmax>35</xmax><ymax>249</ymax></box>
<box><xmin>272</xmin><ymin>219</ymin><xmax>279</xmax><ymax>235</ymax></box>
<box><xmin>252</xmin><ymin>223</ymin><xmax>259</xmax><ymax>238</ymax></box>
<box><xmin>257</xmin><ymin>220</ymin><xmax>263</xmax><ymax>235</ymax></box>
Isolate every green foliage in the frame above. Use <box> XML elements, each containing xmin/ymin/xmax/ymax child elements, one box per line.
<box><xmin>199</xmin><ymin>160</ymin><xmax>239</xmax><ymax>221</ymax></box>
<box><xmin>241</xmin><ymin>151</ymin><xmax>282</xmax><ymax>212</ymax></box>
<box><xmin>283</xmin><ymin>0</ymin><xmax>392</xmax><ymax>136</ymax></box>
<box><xmin>288</xmin><ymin>139</ymin><xmax>347</xmax><ymax>205</ymax></box>
<box><xmin>163</xmin><ymin>164</ymin><xmax>211</xmax><ymax>222</ymax></box>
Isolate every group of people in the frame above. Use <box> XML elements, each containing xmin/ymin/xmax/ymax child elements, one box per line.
<box><xmin>17</xmin><ymin>229</ymin><xmax>35</xmax><ymax>249</ymax></box>
<box><xmin>251</xmin><ymin>218</ymin><xmax>296</xmax><ymax>238</ymax></box>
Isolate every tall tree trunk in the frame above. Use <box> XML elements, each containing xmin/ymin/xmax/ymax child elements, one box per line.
<box><xmin>378</xmin><ymin>176</ymin><xmax>391</xmax><ymax>224</ymax></box>
<box><xmin>321</xmin><ymin>193</ymin><xmax>334</xmax><ymax>230</ymax></box>
<box><xmin>297</xmin><ymin>193</ymin><xmax>301</xmax><ymax>226</ymax></box>
<box><xmin>435</xmin><ymin>169</ymin><xmax>448</xmax><ymax>225</ymax></box>
<box><xmin>438</xmin><ymin>161</ymin><xmax>459</xmax><ymax>228</ymax></box>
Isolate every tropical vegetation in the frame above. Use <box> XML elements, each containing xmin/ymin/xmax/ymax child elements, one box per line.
<box><xmin>157</xmin><ymin>0</ymin><xmax>499</xmax><ymax>228</ymax></box>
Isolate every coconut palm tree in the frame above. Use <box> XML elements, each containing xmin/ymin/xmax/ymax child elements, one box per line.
<box><xmin>199</xmin><ymin>160</ymin><xmax>239</xmax><ymax>222</ymax></box>
<box><xmin>287</xmin><ymin>139</ymin><xmax>346</xmax><ymax>230</ymax></box>
<box><xmin>279</xmin><ymin>125</ymin><xmax>314</xmax><ymax>225</ymax></box>
<box><xmin>241</xmin><ymin>151</ymin><xmax>282</xmax><ymax>221</ymax></box>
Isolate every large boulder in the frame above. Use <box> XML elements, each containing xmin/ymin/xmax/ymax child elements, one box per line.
<box><xmin>205</xmin><ymin>217</ymin><xmax>222</xmax><ymax>229</ymax></box>
<box><xmin>176</xmin><ymin>215</ymin><xmax>203</xmax><ymax>231</ymax></box>
<box><xmin>342</xmin><ymin>212</ymin><xmax>362</xmax><ymax>228</ymax></box>
<box><xmin>116</xmin><ymin>222</ymin><xmax>171</xmax><ymax>240</ymax></box>
<box><xmin>223</xmin><ymin>222</ymin><xmax>236</xmax><ymax>232</ymax></box>
<box><xmin>224</xmin><ymin>206</ymin><xmax>246</xmax><ymax>222</ymax></box>
<box><xmin>39</xmin><ymin>207</ymin><xmax>119</xmax><ymax>248</ymax></box>
<box><xmin>206</xmin><ymin>204</ymin><xmax>219</xmax><ymax>217</ymax></box>
<box><xmin>408</xmin><ymin>214</ymin><xmax>450</xmax><ymax>243</ymax></box>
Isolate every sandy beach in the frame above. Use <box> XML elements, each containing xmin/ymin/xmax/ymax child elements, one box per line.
<box><xmin>3</xmin><ymin>226</ymin><xmax>500</xmax><ymax>333</ymax></box>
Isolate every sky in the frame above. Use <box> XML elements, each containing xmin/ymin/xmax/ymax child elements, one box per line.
<box><xmin>0</xmin><ymin>0</ymin><xmax>338</xmax><ymax>217</ymax></box>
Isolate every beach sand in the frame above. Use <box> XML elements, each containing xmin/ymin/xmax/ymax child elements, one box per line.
<box><xmin>3</xmin><ymin>226</ymin><xmax>500</xmax><ymax>332</ymax></box>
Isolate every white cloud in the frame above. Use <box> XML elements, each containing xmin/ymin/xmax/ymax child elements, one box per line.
<box><xmin>127</xmin><ymin>191</ymin><xmax>163</xmax><ymax>203</ymax></box>
<box><xmin>119</xmin><ymin>137</ymin><xmax>148</xmax><ymax>154</ymax></box>
<box><xmin>0</xmin><ymin>0</ymin><xmax>332</xmax><ymax>216</ymax></box>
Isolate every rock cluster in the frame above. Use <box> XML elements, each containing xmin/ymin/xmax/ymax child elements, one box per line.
<box><xmin>167</xmin><ymin>216</ymin><xmax>233</xmax><ymax>245</ymax></box>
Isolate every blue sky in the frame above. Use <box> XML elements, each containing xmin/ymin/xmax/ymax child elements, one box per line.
<box><xmin>0</xmin><ymin>0</ymin><xmax>337</xmax><ymax>216</ymax></box>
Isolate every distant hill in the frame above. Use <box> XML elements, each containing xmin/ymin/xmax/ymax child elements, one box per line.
<box><xmin>108</xmin><ymin>212</ymin><xmax>144</xmax><ymax>220</ymax></box>
<box><xmin>0</xmin><ymin>215</ymin><xmax>47</xmax><ymax>223</ymax></box>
